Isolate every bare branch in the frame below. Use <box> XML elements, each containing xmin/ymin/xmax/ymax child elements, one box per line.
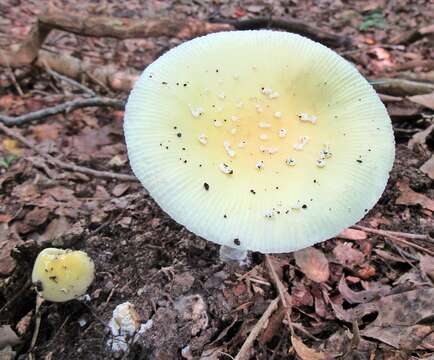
<box><xmin>0</xmin><ymin>123</ymin><xmax>137</xmax><ymax>182</ymax></box>
<box><xmin>0</xmin><ymin>97</ymin><xmax>124</xmax><ymax>126</ymax></box>
<box><xmin>223</xmin><ymin>17</ymin><xmax>352</xmax><ymax>47</ymax></box>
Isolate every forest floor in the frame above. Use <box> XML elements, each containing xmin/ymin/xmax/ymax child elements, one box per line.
<box><xmin>0</xmin><ymin>0</ymin><xmax>434</xmax><ymax>359</ymax></box>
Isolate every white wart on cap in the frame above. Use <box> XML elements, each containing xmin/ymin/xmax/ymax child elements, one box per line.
<box><xmin>124</xmin><ymin>30</ymin><xmax>395</xmax><ymax>253</ymax></box>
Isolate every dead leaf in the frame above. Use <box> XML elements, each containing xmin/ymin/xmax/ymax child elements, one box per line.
<box><xmin>337</xmin><ymin>228</ymin><xmax>367</xmax><ymax>241</ymax></box>
<box><xmin>408</xmin><ymin>123</ymin><xmax>434</xmax><ymax>152</ymax></box>
<box><xmin>23</xmin><ymin>207</ymin><xmax>49</xmax><ymax>227</ymax></box>
<box><xmin>396</xmin><ymin>181</ymin><xmax>434</xmax><ymax>211</ymax></box>
<box><xmin>112</xmin><ymin>183</ymin><xmax>130</xmax><ymax>197</ymax></box>
<box><xmin>0</xmin><ymin>224</ymin><xmax>23</xmax><ymax>276</ymax></box>
<box><xmin>0</xmin><ymin>325</ymin><xmax>20</xmax><ymax>349</ymax></box>
<box><xmin>408</xmin><ymin>92</ymin><xmax>434</xmax><ymax>110</ymax></box>
<box><xmin>356</xmin><ymin>264</ymin><xmax>376</xmax><ymax>280</ymax></box>
<box><xmin>292</xmin><ymin>282</ymin><xmax>314</xmax><ymax>307</ymax></box>
<box><xmin>38</xmin><ymin>216</ymin><xmax>70</xmax><ymax>244</ymax></box>
<box><xmin>356</xmin><ymin>288</ymin><xmax>434</xmax><ymax>350</ymax></box>
<box><xmin>291</xmin><ymin>335</ymin><xmax>330</xmax><ymax>360</ymax></box>
<box><xmin>338</xmin><ymin>277</ymin><xmax>390</xmax><ymax>304</ymax></box>
<box><xmin>31</xmin><ymin>123</ymin><xmax>61</xmax><ymax>141</ymax></box>
<box><xmin>294</xmin><ymin>247</ymin><xmax>329</xmax><ymax>283</ymax></box>
<box><xmin>2</xmin><ymin>138</ymin><xmax>22</xmax><ymax>156</ymax></box>
<box><xmin>419</xmin><ymin>255</ymin><xmax>434</xmax><ymax>282</ymax></box>
<box><xmin>333</xmin><ymin>243</ymin><xmax>365</xmax><ymax>267</ymax></box>
<box><xmin>420</xmin><ymin>155</ymin><xmax>434</xmax><ymax>180</ymax></box>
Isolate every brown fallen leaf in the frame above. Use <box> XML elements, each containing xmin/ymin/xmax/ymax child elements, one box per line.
<box><xmin>338</xmin><ymin>277</ymin><xmax>391</xmax><ymax>304</ymax></box>
<box><xmin>356</xmin><ymin>288</ymin><xmax>434</xmax><ymax>350</ymax></box>
<box><xmin>23</xmin><ymin>207</ymin><xmax>49</xmax><ymax>227</ymax></box>
<box><xmin>31</xmin><ymin>123</ymin><xmax>61</xmax><ymax>141</ymax></box>
<box><xmin>408</xmin><ymin>123</ymin><xmax>434</xmax><ymax>152</ymax></box>
<box><xmin>419</xmin><ymin>255</ymin><xmax>434</xmax><ymax>282</ymax></box>
<box><xmin>291</xmin><ymin>335</ymin><xmax>331</xmax><ymax>360</ymax></box>
<box><xmin>0</xmin><ymin>224</ymin><xmax>23</xmax><ymax>276</ymax></box>
<box><xmin>112</xmin><ymin>183</ymin><xmax>130</xmax><ymax>197</ymax></box>
<box><xmin>408</xmin><ymin>92</ymin><xmax>434</xmax><ymax>110</ymax></box>
<box><xmin>420</xmin><ymin>155</ymin><xmax>434</xmax><ymax>180</ymax></box>
<box><xmin>0</xmin><ymin>325</ymin><xmax>21</xmax><ymax>349</ymax></box>
<box><xmin>337</xmin><ymin>228</ymin><xmax>367</xmax><ymax>241</ymax></box>
<box><xmin>294</xmin><ymin>247</ymin><xmax>329</xmax><ymax>283</ymax></box>
<box><xmin>396</xmin><ymin>180</ymin><xmax>434</xmax><ymax>211</ymax></box>
<box><xmin>333</xmin><ymin>243</ymin><xmax>365</xmax><ymax>267</ymax></box>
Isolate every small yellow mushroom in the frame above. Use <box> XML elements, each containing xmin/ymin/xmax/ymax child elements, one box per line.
<box><xmin>31</xmin><ymin>248</ymin><xmax>95</xmax><ymax>302</ymax></box>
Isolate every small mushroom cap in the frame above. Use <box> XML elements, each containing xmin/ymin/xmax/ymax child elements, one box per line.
<box><xmin>124</xmin><ymin>30</ymin><xmax>394</xmax><ymax>253</ymax></box>
<box><xmin>32</xmin><ymin>248</ymin><xmax>95</xmax><ymax>302</ymax></box>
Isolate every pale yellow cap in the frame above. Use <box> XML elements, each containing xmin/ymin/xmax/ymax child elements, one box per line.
<box><xmin>32</xmin><ymin>248</ymin><xmax>95</xmax><ymax>302</ymax></box>
<box><xmin>124</xmin><ymin>30</ymin><xmax>395</xmax><ymax>253</ymax></box>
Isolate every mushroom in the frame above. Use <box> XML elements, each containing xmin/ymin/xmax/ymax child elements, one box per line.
<box><xmin>124</xmin><ymin>30</ymin><xmax>394</xmax><ymax>258</ymax></box>
<box><xmin>32</xmin><ymin>248</ymin><xmax>95</xmax><ymax>302</ymax></box>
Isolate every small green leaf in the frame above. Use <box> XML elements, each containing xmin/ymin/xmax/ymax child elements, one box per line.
<box><xmin>0</xmin><ymin>154</ymin><xmax>17</xmax><ymax>168</ymax></box>
<box><xmin>359</xmin><ymin>10</ymin><xmax>387</xmax><ymax>31</ymax></box>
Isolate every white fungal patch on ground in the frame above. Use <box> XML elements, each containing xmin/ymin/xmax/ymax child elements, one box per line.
<box><xmin>274</xmin><ymin>111</ymin><xmax>283</xmax><ymax>119</ymax></box>
<box><xmin>279</xmin><ymin>128</ymin><xmax>288</xmax><ymax>138</ymax></box>
<box><xmin>238</xmin><ymin>140</ymin><xmax>247</xmax><ymax>148</ymax></box>
<box><xmin>264</xmin><ymin>209</ymin><xmax>274</xmax><ymax>219</ymax></box>
<box><xmin>256</xmin><ymin>160</ymin><xmax>264</xmax><ymax>170</ymax></box>
<box><xmin>219</xmin><ymin>163</ymin><xmax>233</xmax><ymax>174</ymax></box>
<box><xmin>198</xmin><ymin>133</ymin><xmax>207</xmax><ymax>145</ymax></box>
<box><xmin>259</xmin><ymin>134</ymin><xmax>269</xmax><ymax>141</ymax></box>
<box><xmin>213</xmin><ymin>119</ymin><xmax>223</xmax><ymax>127</ymax></box>
<box><xmin>218</xmin><ymin>92</ymin><xmax>226</xmax><ymax>100</ymax></box>
<box><xmin>298</xmin><ymin>112</ymin><xmax>317</xmax><ymax>124</ymax></box>
<box><xmin>259</xmin><ymin>122</ymin><xmax>271</xmax><ymax>129</ymax></box>
<box><xmin>293</xmin><ymin>136</ymin><xmax>309</xmax><ymax>150</ymax></box>
<box><xmin>316</xmin><ymin>159</ymin><xmax>327</xmax><ymax>168</ymax></box>
<box><xmin>230</xmin><ymin>115</ymin><xmax>240</xmax><ymax>122</ymax></box>
<box><xmin>286</xmin><ymin>158</ymin><xmax>296</xmax><ymax>166</ymax></box>
<box><xmin>255</xmin><ymin>104</ymin><xmax>264</xmax><ymax>113</ymax></box>
<box><xmin>189</xmin><ymin>105</ymin><xmax>204</xmax><ymax>118</ymax></box>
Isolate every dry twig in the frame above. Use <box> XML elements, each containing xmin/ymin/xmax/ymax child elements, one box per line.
<box><xmin>0</xmin><ymin>123</ymin><xmax>137</xmax><ymax>181</ymax></box>
<box><xmin>0</xmin><ymin>97</ymin><xmax>124</xmax><ymax>126</ymax></box>
<box><xmin>265</xmin><ymin>255</ymin><xmax>294</xmax><ymax>335</ymax></box>
<box><xmin>372</xmin><ymin>78</ymin><xmax>434</xmax><ymax>97</ymax></box>
<box><xmin>221</xmin><ymin>17</ymin><xmax>351</xmax><ymax>47</ymax></box>
<box><xmin>353</xmin><ymin>225</ymin><xmax>434</xmax><ymax>256</ymax></box>
<box><xmin>234</xmin><ymin>297</ymin><xmax>280</xmax><ymax>360</ymax></box>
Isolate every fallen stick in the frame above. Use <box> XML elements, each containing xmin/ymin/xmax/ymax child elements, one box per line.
<box><xmin>221</xmin><ymin>17</ymin><xmax>351</xmax><ymax>47</ymax></box>
<box><xmin>352</xmin><ymin>225</ymin><xmax>434</xmax><ymax>256</ymax></box>
<box><xmin>371</xmin><ymin>78</ymin><xmax>434</xmax><ymax>97</ymax></box>
<box><xmin>265</xmin><ymin>255</ymin><xmax>294</xmax><ymax>335</ymax></box>
<box><xmin>352</xmin><ymin>224</ymin><xmax>433</xmax><ymax>242</ymax></box>
<box><xmin>0</xmin><ymin>123</ymin><xmax>137</xmax><ymax>182</ymax></box>
<box><xmin>44</xmin><ymin>65</ymin><xmax>96</xmax><ymax>96</ymax></box>
<box><xmin>234</xmin><ymin>297</ymin><xmax>280</xmax><ymax>360</ymax></box>
<box><xmin>0</xmin><ymin>6</ymin><xmax>231</xmax><ymax>68</ymax></box>
<box><xmin>36</xmin><ymin>50</ymin><xmax>139</xmax><ymax>92</ymax></box>
<box><xmin>0</xmin><ymin>97</ymin><xmax>124</xmax><ymax>126</ymax></box>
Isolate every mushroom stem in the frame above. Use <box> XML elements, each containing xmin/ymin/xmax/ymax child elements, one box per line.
<box><xmin>29</xmin><ymin>295</ymin><xmax>44</xmax><ymax>355</ymax></box>
<box><xmin>219</xmin><ymin>245</ymin><xmax>248</xmax><ymax>264</ymax></box>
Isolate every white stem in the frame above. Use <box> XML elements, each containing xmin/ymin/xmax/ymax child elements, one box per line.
<box><xmin>219</xmin><ymin>245</ymin><xmax>248</xmax><ymax>264</ymax></box>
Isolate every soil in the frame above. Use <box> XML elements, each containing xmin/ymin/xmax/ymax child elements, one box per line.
<box><xmin>0</xmin><ymin>0</ymin><xmax>433</xmax><ymax>359</ymax></box>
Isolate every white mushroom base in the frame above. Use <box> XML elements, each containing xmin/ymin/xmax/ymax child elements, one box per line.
<box><xmin>219</xmin><ymin>245</ymin><xmax>249</xmax><ymax>265</ymax></box>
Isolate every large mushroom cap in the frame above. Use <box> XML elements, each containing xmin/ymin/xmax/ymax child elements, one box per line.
<box><xmin>124</xmin><ymin>30</ymin><xmax>394</xmax><ymax>253</ymax></box>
